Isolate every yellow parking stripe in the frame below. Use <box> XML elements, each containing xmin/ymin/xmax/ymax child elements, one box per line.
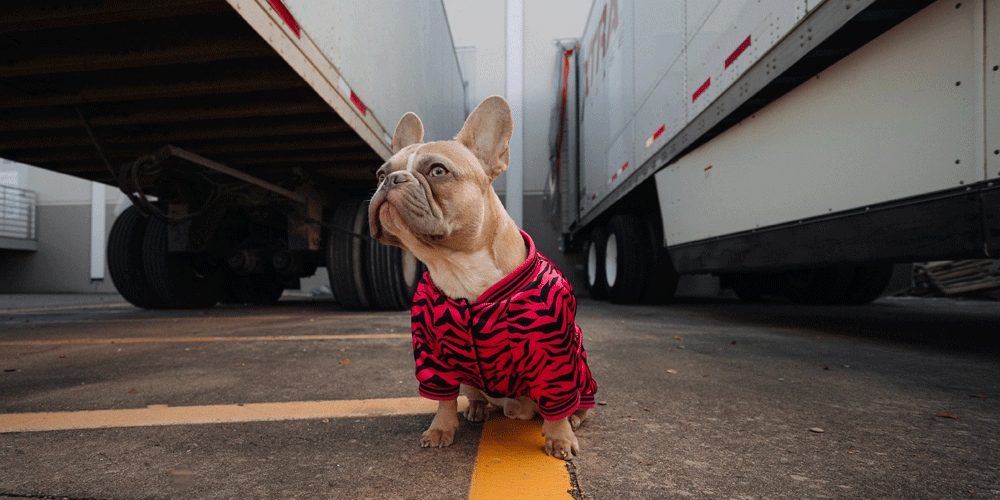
<box><xmin>1</xmin><ymin>302</ymin><xmax>132</xmax><ymax>314</ymax></box>
<box><xmin>0</xmin><ymin>333</ymin><xmax>410</xmax><ymax>346</ymax></box>
<box><xmin>469</xmin><ymin>414</ymin><xmax>574</xmax><ymax>500</ymax></box>
<box><xmin>0</xmin><ymin>397</ymin><xmax>469</xmax><ymax>433</ymax></box>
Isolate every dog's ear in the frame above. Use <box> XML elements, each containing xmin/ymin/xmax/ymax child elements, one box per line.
<box><xmin>456</xmin><ymin>95</ymin><xmax>512</xmax><ymax>181</ymax></box>
<box><xmin>392</xmin><ymin>112</ymin><xmax>424</xmax><ymax>153</ymax></box>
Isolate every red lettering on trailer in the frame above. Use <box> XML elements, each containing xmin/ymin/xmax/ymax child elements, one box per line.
<box><xmin>725</xmin><ymin>36</ymin><xmax>751</xmax><ymax>69</ymax></box>
<box><xmin>350</xmin><ymin>91</ymin><xmax>367</xmax><ymax>116</ymax></box>
<box><xmin>267</xmin><ymin>0</ymin><xmax>300</xmax><ymax>38</ymax></box>
<box><xmin>584</xmin><ymin>0</ymin><xmax>619</xmax><ymax>97</ymax></box>
<box><xmin>692</xmin><ymin>78</ymin><xmax>711</xmax><ymax>102</ymax></box>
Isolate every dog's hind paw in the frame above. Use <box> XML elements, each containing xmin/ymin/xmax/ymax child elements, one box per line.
<box><xmin>464</xmin><ymin>399</ymin><xmax>489</xmax><ymax>422</ymax></box>
<box><xmin>421</xmin><ymin>428</ymin><xmax>455</xmax><ymax>448</ymax></box>
<box><xmin>568</xmin><ymin>407</ymin><xmax>591</xmax><ymax>431</ymax></box>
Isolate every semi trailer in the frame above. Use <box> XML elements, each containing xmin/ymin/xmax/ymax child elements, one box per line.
<box><xmin>0</xmin><ymin>0</ymin><xmax>466</xmax><ymax>309</ymax></box>
<box><xmin>548</xmin><ymin>0</ymin><xmax>1000</xmax><ymax>304</ymax></box>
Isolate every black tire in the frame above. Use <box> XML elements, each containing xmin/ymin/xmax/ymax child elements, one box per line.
<box><xmin>584</xmin><ymin>227</ymin><xmax>608</xmax><ymax>300</ymax></box>
<box><xmin>605</xmin><ymin>215</ymin><xmax>648</xmax><ymax>304</ymax></box>
<box><xmin>839</xmin><ymin>264</ymin><xmax>894</xmax><ymax>305</ymax></box>
<box><xmin>141</xmin><ymin>217</ymin><xmax>221</xmax><ymax>309</ymax></box>
<box><xmin>326</xmin><ymin>197</ymin><xmax>373</xmax><ymax>310</ymax></box>
<box><xmin>641</xmin><ymin>215</ymin><xmax>679</xmax><ymax>304</ymax></box>
<box><xmin>107</xmin><ymin>206</ymin><xmax>164</xmax><ymax>309</ymax></box>
<box><xmin>367</xmin><ymin>239</ymin><xmax>424</xmax><ymax>310</ymax></box>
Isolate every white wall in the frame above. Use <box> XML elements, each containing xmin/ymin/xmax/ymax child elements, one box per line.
<box><xmin>442</xmin><ymin>0</ymin><xmax>593</xmax><ymax>197</ymax></box>
<box><xmin>0</xmin><ymin>159</ymin><xmax>119</xmax><ymax>206</ymax></box>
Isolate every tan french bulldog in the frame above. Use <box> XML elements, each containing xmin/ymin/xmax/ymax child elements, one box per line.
<box><xmin>368</xmin><ymin>96</ymin><xmax>596</xmax><ymax>460</ymax></box>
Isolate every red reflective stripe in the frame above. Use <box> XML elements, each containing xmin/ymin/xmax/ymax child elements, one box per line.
<box><xmin>621</xmin><ymin>162</ymin><xmax>628</xmax><ymax>172</ymax></box>
<box><xmin>554</xmin><ymin>47</ymin><xmax>576</xmax><ymax>185</ymax></box>
<box><xmin>350</xmin><ymin>91</ymin><xmax>367</xmax><ymax>116</ymax></box>
<box><xmin>692</xmin><ymin>78</ymin><xmax>710</xmax><ymax>102</ymax></box>
<box><xmin>612</xmin><ymin>173</ymin><xmax>618</xmax><ymax>181</ymax></box>
<box><xmin>267</xmin><ymin>0</ymin><xmax>300</xmax><ymax>38</ymax></box>
<box><xmin>652</xmin><ymin>125</ymin><xmax>666</xmax><ymax>141</ymax></box>
<box><xmin>725</xmin><ymin>36</ymin><xmax>751</xmax><ymax>69</ymax></box>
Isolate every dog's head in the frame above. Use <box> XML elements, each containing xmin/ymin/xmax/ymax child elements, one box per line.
<box><xmin>368</xmin><ymin>95</ymin><xmax>513</xmax><ymax>259</ymax></box>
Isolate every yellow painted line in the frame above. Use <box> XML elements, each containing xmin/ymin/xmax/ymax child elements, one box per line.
<box><xmin>1</xmin><ymin>302</ymin><xmax>132</xmax><ymax>314</ymax></box>
<box><xmin>0</xmin><ymin>333</ymin><xmax>410</xmax><ymax>346</ymax></box>
<box><xmin>469</xmin><ymin>414</ymin><xmax>574</xmax><ymax>500</ymax></box>
<box><xmin>0</xmin><ymin>396</ymin><xmax>469</xmax><ymax>433</ymax></box>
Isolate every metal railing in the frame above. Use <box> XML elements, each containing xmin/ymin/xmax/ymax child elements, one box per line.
<box><xmin>0</xmin><ymin>185</ymin><xmax>37</xmax><ymax>241</ymax></box>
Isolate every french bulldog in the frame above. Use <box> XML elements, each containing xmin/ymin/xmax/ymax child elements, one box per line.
<box><xmin>368</xmin><ymin>95</ymin><xmax>597</xmax><ymax>460</ymax></box>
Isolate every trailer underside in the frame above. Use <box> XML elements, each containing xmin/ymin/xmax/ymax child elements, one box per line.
<box><xmin>0</xmin><ymin>0</ymin><xmax>382</xmax><ymax>196</ymax></box>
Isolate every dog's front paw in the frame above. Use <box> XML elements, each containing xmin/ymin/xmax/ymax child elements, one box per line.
<box><xmin>464</xmin><ymin>399</ymin><xmax>489</xmax><ymax>422</ymax></box>
<box><xmin>421</xmin><ymin>427</ymin><xmax>456</xmax><ymax>448</ymax></box>
<box><xmin>542</xmin><ymin>418</ymin><xmax>579</xmax><ymax>461</ymax></box>
<box><xmin>544</xmin><ymin>435</ymin><xmax>579</xmax><ymax>460</ymax></box>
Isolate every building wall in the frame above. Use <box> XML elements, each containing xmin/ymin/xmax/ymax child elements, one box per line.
<box><xmin>0</xmin><ymin>159</ymin><xmax>120</xmax><ymax>294</ymax></box>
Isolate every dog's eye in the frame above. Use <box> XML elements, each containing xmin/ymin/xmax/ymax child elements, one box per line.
<box><xmin>430</xmin><ymin>165</ymin><xmax>447</xmax><ymax>177</ymax></box>
<box><xmin>377</xmin><ymin>173</ymin><xmax>386</xmax><ymax>185</ymax></box>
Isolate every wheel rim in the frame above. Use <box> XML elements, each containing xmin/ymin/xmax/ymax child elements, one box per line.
<box><xmin>605</xmin><ymin>233</ymin><xmax>618</xmax><ymax>288</ymax></box>
<box><xmin>587</xmin><ymin>242</ymin><xmax>598</xmax><ymax>287</ymax></box>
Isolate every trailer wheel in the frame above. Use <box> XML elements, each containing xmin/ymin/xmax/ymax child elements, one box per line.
<box><xmin>107</xmin><ymin>205</ymin><xmax>164</xmax><ymax>309</ymax></box>
<box><xmin>605</xmin><ymin>215</ymin><xmax>648</xmax><ymax>304</ymax></box>
<box><xmin>584</xmin><ymin>227</ymin><xmax>609</xmax><ymax>300</ymax></box>
<box><xmin>367</xmin><ymin>239</ymin><xmax>424</xmax><ymax>310</ymax></box>
<box><xmin>141</xmin><ymin>217</ymin><xmax>221</xmax><ymax>309</ymax></box>
<box><xmin>641</xmin><ymin>216</ymin><xmax>679</xmax><ymax>304</ymax></box>
<box><xmin>839</xmin><ymin>264</ymin><xmax>894</xmax><ymax>305</ymax></box>
<box><xmin>326</xmin><ymin>197</ymin><xmax>373</xmax><ymax>310</ymax></box>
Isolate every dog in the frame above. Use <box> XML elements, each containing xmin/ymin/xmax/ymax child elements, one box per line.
<box><xmin>368</xmin><ymin>95</ymin><xmax>597</xmax><ymax>460</ymax></box>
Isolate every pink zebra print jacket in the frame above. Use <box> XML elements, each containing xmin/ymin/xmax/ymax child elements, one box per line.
<box><xmin>410</xmin><ymin>230</ymin><xmax>597</xmax><ymax>421</ymax></box>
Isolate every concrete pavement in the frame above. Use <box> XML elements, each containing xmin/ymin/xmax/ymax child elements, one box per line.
<box><xmin>1</xmin><ymin>294</ymin><xmax>998</xmax><ymax>499</ymax></box>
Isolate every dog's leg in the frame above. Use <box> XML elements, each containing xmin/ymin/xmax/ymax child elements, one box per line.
<box><xmin>568</xmin><ymin>406</ymin><xmax>591</xmax><ymax>431</ymax></box>
<box><xmin>460</xmin><ymin>384</ymin><xmax>490</xmax><ymax>422</ymax></box>
<box><xmin>421</xmin><ymin>399</ymin><xmax>459</xmax><ymax>448</ymax></box>
<box><xmin>542</xmin><ymin>417</ymin><xmax>579</xmax><ymax>460</ymax></box>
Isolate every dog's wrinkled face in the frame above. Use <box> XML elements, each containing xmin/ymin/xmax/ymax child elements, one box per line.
<box><xmin>368</xmin><ymin>96</ymin><xmax>512</xmax><ymax>259</ymax></box>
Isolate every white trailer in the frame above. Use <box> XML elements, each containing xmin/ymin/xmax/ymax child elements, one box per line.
<box><xmin>549</xmin><ymin>0</ymin><xmax>1000</xmax><ymax>304</ymax></box>
<box><xmin>0</xmin><ymin>0</ymin><xmax>465</xmax><ymax>309</ymax></box>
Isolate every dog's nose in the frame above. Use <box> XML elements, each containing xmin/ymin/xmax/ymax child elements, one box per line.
<box><xmin>384</xmin><ymin>171</ymin><xmax>410</xmax><ymax>188</ymax></box>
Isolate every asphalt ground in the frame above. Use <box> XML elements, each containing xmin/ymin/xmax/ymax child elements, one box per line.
<box><xmin>1</xmin><ymin>293</ymin><xmax>998</xmax><ymax>499</ymax></box>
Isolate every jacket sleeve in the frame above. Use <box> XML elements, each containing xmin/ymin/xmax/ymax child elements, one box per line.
<box><xmin>411</xmin><ymin>287</ymin><xmax>461</xmax><ymax>401</ymax></box>
<box><xmin>522</xmin><ymin>280</ymin><xmax>593</xmax><ymax>420</ymax></box>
